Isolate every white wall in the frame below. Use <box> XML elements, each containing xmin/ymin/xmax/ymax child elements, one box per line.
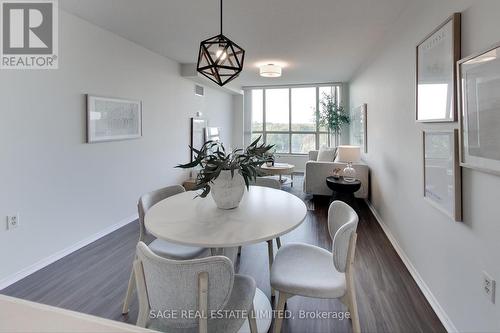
<box><xmin>231</xmin><ymin>94</ymin><xmax>244</xmax><ymax>149</ymax></box>
<box><xmin>350</xmin><ymin>0</ymin><xmax>500</xmax><ymax>331</ymax></box>
<box><xmin>0</xmin><ymin>11</ymin><xmax>233</xmax><ymax>284</ymax></box>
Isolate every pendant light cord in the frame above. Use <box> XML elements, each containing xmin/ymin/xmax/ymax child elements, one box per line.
<box><xmin>220</xmin><ymin>0</ymin><xmax>223</xmax><ymax>35</ymax></box>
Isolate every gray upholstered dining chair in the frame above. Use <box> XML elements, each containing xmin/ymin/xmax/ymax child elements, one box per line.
<box><xmin>245</xmin><ymin>178</ymin><xmax>282</xmax><ymax>289</ymax></box>
<box><xmin>134</xmin><ymin>241</ymin><xmax>258</xmax><ymax>333</ymax></box>
<box><xmin>122</xmin><ymin>185</ymin><xmax>210</xmax><ymax>315</ymax></box>
<box><xmin>270</xmin><ymin>200</ymin><xmax>360</xmax><ymax>333</ymax></box>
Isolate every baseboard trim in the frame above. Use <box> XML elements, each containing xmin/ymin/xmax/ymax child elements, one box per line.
<box><xmin>365</xmin><ymin>200</ymin><xmax>457</xmax><ymax>333</ymax></box>
<box><xmin>0</xmin><ymin>214</ymin><xmax>138</xmax><ymax>290</ymax></box>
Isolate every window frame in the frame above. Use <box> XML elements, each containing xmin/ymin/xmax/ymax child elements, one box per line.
<box><xmin>249</xmin><ymin>83</ymin><xmax>343</xmax><ymax>155</ymax></box>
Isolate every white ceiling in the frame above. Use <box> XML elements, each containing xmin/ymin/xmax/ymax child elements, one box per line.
<box><xmin>61</xmin><ymin>0</ymin><xmax>410</xmax><ymax>87</ymax></box>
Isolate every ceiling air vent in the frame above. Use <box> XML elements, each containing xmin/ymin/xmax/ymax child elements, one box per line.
<box><xmin>195</xmin><ymin>84</ymin><xmax>204</xmax><ymax>97</ymax></box>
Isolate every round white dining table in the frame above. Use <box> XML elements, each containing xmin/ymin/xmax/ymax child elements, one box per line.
<box><xmin>145</xmin><ymin>186</ymin><xmax>307</xmax><ymax>248</ymax></box>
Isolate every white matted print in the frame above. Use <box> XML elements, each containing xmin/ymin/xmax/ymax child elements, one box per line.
<box><xmin>205</xmin><ymin>127</ymin><xmax>221</xmax><ymax>142</ymax></box>
<box><xmin>190</xmin><ymin>117</ymin><xmax>207</xmax><ymax>162</ymax></box>
<box><xmin>423</xmin><ymin>130</ymin><xmax>462</xmax><ymax>221</ymax></box>
<box><xmin>350</xmin><ymin>104</ymin><xmax>367</xmax><ymax>153</ymax></box>
<box><xmin>416</xmin><ymin>13</ymin><xmax>460</xmax><ymax>122</ymax></box>
<box><xmin>458</xmin><ymin>42</ymin><xmax>500</xmax><ymax>175</ymax></box>
<box><xmin>87</xmin><ymin>95</ymin><xmax>142</xmax><ymax>143</ymax></box>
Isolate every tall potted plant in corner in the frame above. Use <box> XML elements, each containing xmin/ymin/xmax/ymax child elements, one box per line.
<box><xmin>177</xmin><ymin>137</ymin><xmax>274</xmax><ymax>209</ymax></box>
<box><xmin>319</xmin><ymin>93</ymin><xmax>350</xmax><ymax>146</ymax></box>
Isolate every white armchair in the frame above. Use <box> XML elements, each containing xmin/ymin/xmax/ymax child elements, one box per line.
<box><xmin>303</xmin><ymin>150</ymin><xmax>369</xmax><ymax>198</ymax></box>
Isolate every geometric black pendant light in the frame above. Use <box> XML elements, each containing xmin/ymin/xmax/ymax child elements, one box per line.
<box><xmin>196</xmin><ymin>0</ymin><xmax>245</xmax><ymax>86</ymax></box>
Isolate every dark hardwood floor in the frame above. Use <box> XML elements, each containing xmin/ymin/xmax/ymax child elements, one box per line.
<box><xmin>1</xmin><ymin>175</ymin><xmax>445</xmax><ymax>333</ymax></box>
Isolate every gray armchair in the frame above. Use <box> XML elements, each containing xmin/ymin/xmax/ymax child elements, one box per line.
<box><xmin>303</xmin><ymin>150</ymin><xmax>369</xmax><ymax>198</ymax></box>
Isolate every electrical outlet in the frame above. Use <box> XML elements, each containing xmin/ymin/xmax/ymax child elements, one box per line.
<box><xmin>6</xmin><ymin>215</ymin><xmax>19</xmax><ymax>230</ymax></box>
<box><xmin>483</xmin><ymin>271</ymin><xmax>496</xmax><ymax>304</ymax></box>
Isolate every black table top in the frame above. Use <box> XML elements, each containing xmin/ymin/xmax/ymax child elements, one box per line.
<box><xmin>326</xmin><ymin>176</ymin><xmax>361</xmax><ymax>194</ymax></box>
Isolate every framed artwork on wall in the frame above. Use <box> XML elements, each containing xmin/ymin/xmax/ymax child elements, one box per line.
<box><xmin>190</xmin><ymin>117</ymin><xmax>207</xmax><ymax>162</ymax></box>
<box><xmin>350</xmin><ymin>103</ymin><xmax>367</xmax><ymax>153</ymax></box>
<box><xmin>458</xmin><ymin>42</ymin><xmax>500</xmax><ymax>176</ymax></box>
<box><xmin>423</xmin><ymin>129</ymin><xmax>462</xmax><ymax>221</ymax></box>
<box><xmin>416</xmin><ymin>13</ymin><xmax>461</xmax><ymax>122</ymax></box>
<box><xmin>87</xmin><ymin>95</ymin><xmax>142</xmax><ymax>143</ymax></box>
<box><xmin>205</xmin><ymin>127</ymin><xmax>221</xmax><ymax>142</ymax></box>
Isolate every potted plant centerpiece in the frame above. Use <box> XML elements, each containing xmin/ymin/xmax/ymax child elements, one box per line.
<box><xmin>177</xmin><ymin>137</ymin><xmax>274</xmax><ymax>209</ymax></box>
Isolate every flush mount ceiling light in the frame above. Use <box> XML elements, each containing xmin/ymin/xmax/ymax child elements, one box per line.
<box><xmin>196</xmin><ymin>0</ymin><xmax>245</xmax><ymax>86</ymax></box>
<box><xmin>259</xmin><ymin>64</ymin><xmax>282</xmax><ymax>78</ymax></box>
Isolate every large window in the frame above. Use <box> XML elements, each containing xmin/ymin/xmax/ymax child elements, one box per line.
<box><xmin>250</xmin><ymin>84</ymin><xmax>342</xmax><ymax>154</ymax></box>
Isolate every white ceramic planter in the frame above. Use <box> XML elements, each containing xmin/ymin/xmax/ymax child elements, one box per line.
<box><xmin>210</xmin><ymin>170</ymin><xmax>245</xmax><ymax>209</ymax></box>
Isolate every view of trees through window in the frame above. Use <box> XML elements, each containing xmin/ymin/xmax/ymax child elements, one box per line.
<box><xmin>251</xmin><ymin>85</ymin><xmax>342</xmax><ymax>154</ymax></box>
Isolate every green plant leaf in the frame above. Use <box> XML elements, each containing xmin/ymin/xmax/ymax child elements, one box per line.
<box><xmin>177</xmin><ymin>136</ymin><xmax>275</xmax><ymax>196</ymax></box>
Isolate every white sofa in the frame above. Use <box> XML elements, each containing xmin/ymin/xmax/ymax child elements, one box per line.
<box><xmin>303</xmin><ymin>150</ymin><xmax>369</xmax><ymax>198</ymax></box>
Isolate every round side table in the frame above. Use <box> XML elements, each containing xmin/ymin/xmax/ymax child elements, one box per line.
<box><xmin>326</xmin><ymin>176</ymin><xmax>361</xmax><ymax>211</ymax></box>
<box><xmin>260</xmin><ymin>163</ymin><xmax>295</xmax><ymax>187</ymax></box>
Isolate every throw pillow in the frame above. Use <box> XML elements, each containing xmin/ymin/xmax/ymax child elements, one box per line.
<box><xmin>317</xmin><ymin>146</ymin><xmax>337</xmax><ymax>162</ymax></box>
